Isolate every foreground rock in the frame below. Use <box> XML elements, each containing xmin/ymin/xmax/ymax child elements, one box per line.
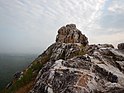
<box><xmin>29</xmin><ymin>45</ymin><xmax>124</xmax><ymax>93</ymax></box>
<box><xmin>29</xmin><ymin>24</ymin><xmax>124</xmax><ymax>93</ymax></box>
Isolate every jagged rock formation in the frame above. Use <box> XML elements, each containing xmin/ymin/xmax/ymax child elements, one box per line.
<box><xmin>5</xmin><ymin>24</ymin><xmax>124</xmax><ymax>93</ymax></box>
<box><xmin>28</xmin><ymin>24</ymin><xmax>124</xmax><ymax>93</ymax></box>
<box><xmin>118</xmin><ymin>43</ymin><xmax>124</xmax><ymax>50</ymax></box>
<box><xmin>56</xmin><ymin>24</ymin><xmax>88</xmax><ymax>46</ymax></box>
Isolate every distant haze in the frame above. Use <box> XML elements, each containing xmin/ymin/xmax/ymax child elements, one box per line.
<box><xmin>0</xmin><ymin>0</ymin><xmax>124</xmax><ymax>54</ymax></box>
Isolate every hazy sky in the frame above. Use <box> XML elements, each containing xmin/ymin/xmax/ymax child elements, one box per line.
<box><xmin>0</xmin><ymin>0</ymin><xmax>124</xmax><ymax>54</ymax></box>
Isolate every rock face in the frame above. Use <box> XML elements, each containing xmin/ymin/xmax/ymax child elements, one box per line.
<box><xmin>6</xmin><ymin>24</ymin><xmax>124</xmax><ymax>93</ymax></box>
<box><xmin>118</xmin><ymin>43</ymin><xmax>124</xmax><ymax>50</ymax></box>
<box><xmin>28</xmin><ymin>24</ymin><xmax>124</xmax><ymax>93</ymax></box>
<box><xmin>56</xmin><ymin>24</ymin><xmax>88</xmax><ymax>46</ymax></box>
<box><xmin>29</xmin><ymin>45</ymin><xmax>124</xmax><ymax>93</ymax></box>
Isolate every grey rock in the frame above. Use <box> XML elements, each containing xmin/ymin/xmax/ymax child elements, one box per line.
<box><xmin>29</xmin><ymin>25</ymin><xmax>124</xmax><ymax>93</ymax></box>
<box><xmin>13</xmin><ymin>71</ymin><xmax>21</xmax><ymax>79</ymax></box>
<box><xmin>118</xmin><ymin>43</ymin><xmax>124</xmax><ymax>50</ymax></box>
<box><xmin>29</xmin><ymin>44</ymin><xmax>124</xmax><ymax>93</ymax></box>
<box><xmin>8</xmin><ymin>24</ymin><xmax>124</xmax><ymax>93</ymax></box>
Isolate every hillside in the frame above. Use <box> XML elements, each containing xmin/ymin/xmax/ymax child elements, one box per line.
<box><xmin>4</xmin><ymin>24</ymin><xmax>124</xmax><ymax>93</ymax></box>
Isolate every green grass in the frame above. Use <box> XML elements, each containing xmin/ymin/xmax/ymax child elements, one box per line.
<box><xmin>4</xmin><ymin>50</ymin><xmax>52</xmax><ymax>93</ymax></box>
<box><xmin>3</xmin><ymin>44</ymin><xmax>87</xmax><ymax>93</ymax></box>
<box><xmin>4</xmin><ymin>62</ymin><xmax>43</xmax><ymax>93</ymax></box>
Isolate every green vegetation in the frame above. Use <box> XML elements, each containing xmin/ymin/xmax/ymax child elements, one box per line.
<box><xmin>59</xmin><ymin>44</ymin><xmax>87</xmax><ymax>60</ymax></box>
<box><xmin>2</xmin><ymin>44</ymin><xmax>87</xmax><ymax>93</ymax></box>
<box><xmin>4</xmin><ymin>62</ymin><xmax>43</xmax><ymax>93</ymax></box>
<box><xmin>0</xmin><ymin>54</ymin><xmax>36</xmax><ymax>91</ymax></box>
<box><xmin>4</xmin><ymin>51</ymin><xmax>52</xmax><ymax>93</ymax></box>
<box><xmin>79</xmin><ymin>45</ymin><xmax>86</xmax><ymax>55</ymax></box>
<box><xmin>67</xmin><ymin>45</ymin><xmax>86</xmax><ymax>59</ymax></box>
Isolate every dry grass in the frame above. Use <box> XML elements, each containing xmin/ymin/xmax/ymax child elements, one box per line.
<box><xmin>15</xmin><ymin>81</ymin><xmax>34</xmax><ymax>93</ymax></box>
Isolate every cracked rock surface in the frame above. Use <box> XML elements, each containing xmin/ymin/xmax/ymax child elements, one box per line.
<box><xmin>27</xmin><ymin>24</ymin><xmax>124</xmax><ymax>93</ymax></box>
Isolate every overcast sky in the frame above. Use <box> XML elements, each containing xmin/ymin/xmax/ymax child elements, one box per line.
<box><xmin>0</xmin><ymin>0</ymin><xmax>124</xmax><ymax>54</ymax></box>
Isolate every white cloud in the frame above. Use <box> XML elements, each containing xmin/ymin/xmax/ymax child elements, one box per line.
<box><xmin>2</xmin><ymin>0</ymin><xmax>124</xmax><ymax>54</ymax></box>
<box><xmin>97</xmin><ymin>0</ymin><xmax>124</xmax><ymax>35</ymax></box>
<box><xmin>89</xmin><ymin>31</ymin><xmax>124</xmax><ymax>47</ymax></box>
<box><xmin>108</xmin><ymin>0</ymin><xmax>124</xmax><ymax>13</ymax></box>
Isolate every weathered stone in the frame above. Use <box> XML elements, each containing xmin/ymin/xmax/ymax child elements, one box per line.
<box><xmin>30</xmin><ymin>45</ymin><xmax>124</xmax><ymax>93</ymax></box>
<box><xmin>6</xmin><ymin>24</ymin><xmax>124</xmax><ymax>93</ymax></box>
<box><xmin>13</xmin><ymin>71</ymin><xmax>21</xmax><ymax>79</ymax></box>
<box><xmin>98</xmin><ymin>44</ymin><xmax>114</xmax><ymax>48</ymax></box>
<box><xmin>56</xmin><ymin>24</ymin><xmax>88</xmax><ymax>46</ymax></box>
<box><xmin>29</xmin><ymin>25</ymin><xmax>124</xmax><ymax>93</ymax></box>
<box><xmin>118</xmin><ymin>43</ymin><xmax>124</xmax><ymax>50</ymax></box>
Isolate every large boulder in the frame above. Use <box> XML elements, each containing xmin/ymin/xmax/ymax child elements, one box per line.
<box><xmin>56</xmin><ymin>24</ymin><xmax>88</xmax><ymax>46</ymax></box>
<box><xmin>118</xmin><ymin>43</ymin><xmax>124</xmax><ymax>50</ymax></box>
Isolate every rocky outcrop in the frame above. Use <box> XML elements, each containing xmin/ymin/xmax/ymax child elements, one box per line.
<box><xmin>6</xmin><ymin>24</ymin><xmax>124</xmax><ymax>93</ymax></box>
<box><xmin>118</xmin><ymin>43</ymin><xmax>124</xmax><ymax>50</ymax></box>
<box><xmin>29</xmin><ymin>43</ymin><xmax>124</xmax><ymax>93</ymax></box>
<box><xmin>56</xmin><ymin>24</ymin><xmax>88</xmax><ymax>46</ymax></box>
<box><xmin>28</xmin><ymin>24</ymin><xmax>124</xmax><ymax>93</ymax></box>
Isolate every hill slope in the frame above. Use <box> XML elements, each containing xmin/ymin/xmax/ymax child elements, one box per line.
<box><xmin>5</xmin><ymin>24</ymin><xmax>124</xmax><ymax>93</ymax></box>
